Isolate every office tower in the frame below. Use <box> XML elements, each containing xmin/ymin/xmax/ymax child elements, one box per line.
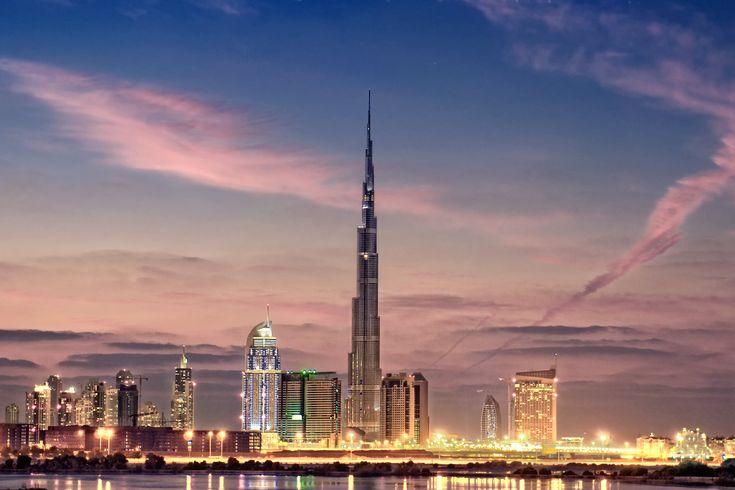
<box><xmin>58</xmin><ymin>388</ymin><xmax>77</xmax><ymax>426</ymax></box>
<box><xmin>46</xmin><ymin>375</ymin><xmax>61</xmax><ymax>426</ymax></box>
<box><xmin>104</xmin><ymin>387</ymin><xmax>119</xmax><ymax>426</ymax></box>
<box><xmin>75</xmin><ymin>378</ymin><xmax>106</xmax><ymax>426</ymax></box>
<box><xmin>242</xmin><ymin>310</ymin><xmax>281</xmax><ymax>435</ymax></box>
<box><xmin>5</xmin><ymin>403</ymin><xmax>19</xmax><ymax>424</ymax></box>
<box><xmin>380</xmin><ymin>372</ymin><xmax>430</xmax><ymax>445</ymax></box>
<box><xmin>509</xmin><ymin>366</ymin><xmax>557</xmax><ymax>443</ymax></box>
<box><xmin>346</xmin><ymin>92</ymin><xmax>382</xmax><ymax>440</ymax></box>
<box><xmin>481</xmin><ymin>395</ymin><xmax>501</xmax><ymax>441</ymax></box>
<box><xmin>138</xmin><ymin>401</ymin><xmax>163</xmax><ymax>427</ymax></box>
<box><xmin>116</xmin><ymin>369</ymin><xmax>139</xmax><ymax>427</ymax></box>
<box><xmin>278</xmin><ymin>370</ymin><xmax>341</xmax><ymax>446</ymax></box>
<box><xmin>25</xmin><ymin>383</ymin><xmax>53</xmax><ymax>430</ymax></box>
<box><xmin>171</xmin><ymin>348</ymin><xmax>194</xmax><ymax>430</ymax></box>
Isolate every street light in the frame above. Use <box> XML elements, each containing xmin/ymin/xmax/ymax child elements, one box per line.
<box><xmin>185</xmin><ymin>430</ymin><xmax>194</xmax><ymax>458</ymax></box>
<box><xmin>208</xmin><ymin>431</ymin><xmax>214</xmax><ymax>458</ymax></box>
<box><xmin>105</xmin><ymin>428</ymin><xmax>113</xmax><ymax>454</ymax></box>
<box><xmin>96</xmin><ymin>428</ymin><xmax>103</xmax><ymax>452</ymax></box>
<box><xmin>217</xmin><ymin>430</ymin><xmax>226</xmax><ymax>458</ymax></box>
<box><xmin>295</xmin><ymin>432</ymin><xmax>303</xmax><ymax>458</ymax></box>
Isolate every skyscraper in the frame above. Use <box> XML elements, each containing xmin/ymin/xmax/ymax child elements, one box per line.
<box><xmin>5</xmin><ymin>403</ymin><xmax>19</xmax><ymax>424</ymax></box>
<box><xmin>509</xmin><ymin>366</ymin><xmax>557</xmax><ymax>443</ymax></box>
<box><xmin>138</xmin><ymin>401</ymin><xmax>163</xmax><ymax>427</ymax></box>
<box><xmin>278</xmin><ymin>370</ymin><xmax>341</xmax><ymax>447</ymax></box>
<box><xmin>346</xmin><ymin>92</ymin><xmax>382</xmax><ymax>440</ymax></box>
<box><xmin>380</xmin><ymin>372</ymin><xmax>430</xmax><ymax>446</ymax></box>
<box><xmin>104</xmin><ymin>387</ymin><xmax>119</xmax><ymax>426</ymax></box>
<box><xmin>73</xmin><ymin>379</ymin><xmax>104</xmax><ymax>427</ymax></box>
<box><xmin>58</xmin><ymin>388</ymin><xmax>77</xmax><ymax>426</ymax></box>
<box><xmin>171</xmin><ymin>348</ymin><xmax>194</xmax><ymax>430</ymax></box>
<box><xmin>242</xmin><ymin>310</ymin><xmax>281</xmax><ymax>436</ymax></box>
<box><xmin>116</xmin><ymin>369</ymin><xmax>139</xmax><ymax>427</ymax></box>
<box><xmin>25</xmin><ymin>383</ymin><xmax>53</xmax><ymax>430</ymax></box>
<box><xmin>46</xmin><ymin>375</ymin><xmax>61</xmax><ymax>427</ymax></box>
<box><xmin>481</xmin><ymin>394</ymin><xmax>501</xmax><ymax>441</ymax></box>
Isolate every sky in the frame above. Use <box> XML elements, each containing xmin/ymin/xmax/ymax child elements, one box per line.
<box><xmin>0</xmin><ymin>0</ymin><xmax>734</xmax><ymax>441</ymax></box>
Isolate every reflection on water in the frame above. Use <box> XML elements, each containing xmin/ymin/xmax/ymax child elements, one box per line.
<box><xmin>0</xmin><ymin>475</ymin><xmax>673</xmax><ymax>490</ymax></box>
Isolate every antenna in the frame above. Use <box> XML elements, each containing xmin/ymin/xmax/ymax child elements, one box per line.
<box><xmin>266</xmin><ymin>304</ymin><xmax>271</xmax><ymax>324</ymax></box>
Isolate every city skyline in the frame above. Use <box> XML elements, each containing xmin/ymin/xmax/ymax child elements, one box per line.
<box><xmin>0</xmin><ymin>0</ymin><xmax>734</xmax><ymax>440</ymax></box>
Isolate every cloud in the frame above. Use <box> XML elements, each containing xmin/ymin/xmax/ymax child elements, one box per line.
<box><xmin>0</xmin><ymin>328</ymin><xmax>102</xmax><ymax>342</ymax></box>
<box><xmin>187</xmin><ymin>0</ymin><xmax>249</xmax><ymax>15</ymax></box>
<box><xmin>105</xmin><ymin>341</ymin><xmax>222</xmax><ymax>351</ymax></box>
<box><xmin>58</xmin><ymin>352</ymin><xmax>240</xmax><ymax>369</ymax></box>
<box><xmin>0</xmin><ymin>357</ymin><xmax>40</xmax><ymax>368</ymax></box>
<box><xmin>465</xmin><ymin>1</ymin><xmax>735</xmax><ymax>323</ymax></box>
<box><xmin>383</xmin><ymin>294</ymin><xmax>513</xmax><ymax>310</ymax></box>
<box><xmin>477</xmin><ymin>325</ymin><xmax>638</xmax><ymax>336</ymax></box>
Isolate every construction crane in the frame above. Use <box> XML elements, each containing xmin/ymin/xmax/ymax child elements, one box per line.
<box><xmin>135</xmin><ymin>374</ymin><xmax>149</xmax><ymax>399</ymax></box>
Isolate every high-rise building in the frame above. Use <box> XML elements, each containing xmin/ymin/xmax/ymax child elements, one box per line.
<box><xmin>4</xmin><ymin>403</ymin><xmax>19</xmax><ymax>424</ymax></box>
<box><xmin>74</xmin><ymin>379</ymin><xmax>106</xmax><ymax>427</ymax></box>
<box><xmin>104</xmin><ymin>387</ymin><xmax>119</xmax><ymax>426</ymax></box>
<box><xmin>138</xmin><ymin>401</ymin><xmax>163</xmax><ymax>427</ymax></box>
<box><xmin>672</xmin><ymin>427</ymin><xmax>712</xmax><ymax>461</ymax></box>
<box><xmin>58</xmin><ymin>388</ymin><xmax>77</xmax><ymax>426</ymax></box>
<box><xmin>380</xmin><ymin>372</ymin><xmax>430</xmax><ymax>446</ymax></box>
<box><xmin>346</xmin><ymin>92</ymin><xmax>382</xmax><ymax>440</ymax></box>
<box><xmin>509</xmin><ymin>366</ymin><xmax>557</xmax><ymax>443</ymax></box>
<box><xmin>171</xmin><ymin>348</ymin><xmax>194</xmax><ymax>430</ymax></box>
<box><xmin>278</xmin><ymin>370</ymin><xmax>341</xmax><ymax>447</ymax></box>
<box><xmin>242</xmin><ymin>311</ymin><xmax>281</xmax><ymax>435</ymax></box>
<box><xmin>116</xmin><ymin>369</ymin><xmax>139</xmax><ymax>427</ymax></box>
<box><xmin>46</xmin><ymin>375</ymin><xmax>62</xmax><ymax>427</ymax></box>
<box><xmin>25</xmin><ymin>383</ymin><xmax>53</xmax><ymax>430</ymax></box>
<box><xmin>481</xmin><ymin>395</ymin><xmax>501</xmax><ymax>441</ymax></box>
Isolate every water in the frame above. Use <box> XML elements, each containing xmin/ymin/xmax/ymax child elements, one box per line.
<box><xmin>0</xmin><ymin>475</ymin><xmax>690</xmax><ymax>490</ymax></box>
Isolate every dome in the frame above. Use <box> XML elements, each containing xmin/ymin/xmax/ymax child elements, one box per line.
<box><xmin>246</xmin><ymin>319</ymin><xmax>273</xmax><ymax>347</ymax></box>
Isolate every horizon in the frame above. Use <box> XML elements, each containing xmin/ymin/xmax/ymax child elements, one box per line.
<box><xmin>0</xmin><ymin>0</ymin><xmax>734</xmax><ymax>442</ymax></box>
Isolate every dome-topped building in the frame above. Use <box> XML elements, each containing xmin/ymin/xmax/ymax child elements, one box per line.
<box><xmin>241</xmin><ymin>306</ymin><xmax>282</xmax><ymax>436</ymax></box>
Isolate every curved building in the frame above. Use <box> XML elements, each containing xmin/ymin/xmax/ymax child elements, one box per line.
<box><xmin>481</xmin><ymin>394</ymin><xmax>501</xmax><ymax>441</ymax></box>
<box><xmin>242</xmin><ymin>310</ymin><xmax>282</xmax><ymax>434</ymax></box>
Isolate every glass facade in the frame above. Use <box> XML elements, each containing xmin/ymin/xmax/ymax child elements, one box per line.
<box><xmin>481</xmin><ymin>394</ymin><xmax>501</xmax><ymax>441</ymax></box>
<box><xmin>242</xmin><ymin>318</ymin><xmax>281</xmax><ymax>433</ymax></box>
<box><xmin>509</xmin><ymin>367</ymin><xmax>557</xmax><ymax>443</ymax></box>
<box><xmin>171</xmin><ymin>350</ymin><xmax>194</xmax><ymax>430</ymax></box>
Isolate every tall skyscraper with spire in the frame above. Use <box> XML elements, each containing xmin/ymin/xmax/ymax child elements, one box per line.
<box><xmin>171</xmin><ymin>347</ymin><xmax>194</xmax><ymax>430</ymax></box>
<box><xmin>346</xmin><ymin>92</ymin><xmax>382</xmax><ymax>439</ymax></box>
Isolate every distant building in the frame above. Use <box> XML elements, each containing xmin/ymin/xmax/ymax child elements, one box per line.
<box><xmin>171</xmin><ymin>348</ymin><xmax>194</xmax><ymax>430</ymax></box>
<box><xmin>509</xmin><ymin>366</ymin><xmax>557</xmax><ymax>443</ymax></box>
<box><xmin>58</xmin><ymin>388</ymin><xmax>77</xmax><ymax>426</ymax></box>
<box><xmin>139</xmin><ymin>401</ymin><xmax>163</xmax><ymax>427</ymax></box>
<box><xmin>636</xmin><ymin>433</ymin><xmax>673</xmax><ymax>459</ymax></box>
<box><xmin>4</xmin><ymin>403</ymin><xmax>19</xmax><ymax>424</ymax></box>
<box><xmin>25</xmin><ymin>383</ymin><xmax>53</xmax><ymax>431</ymax></box>
<box><xmin>0</xmin><ymin>423</ymin><xmax>35</xmax><ymax>449</ymax></box>
<box><xmin>116</xmin><ymin>369</ymin><xmax>139</xmax><ymax>427</ymax></box>
<box><xmin>242</xmin><ymin>311</ymin><xmax>281</xmax><ymax>435</ymax></box>
<box><xmin>104</xmin><ymin>387</ymin><xmax>119</xmax><ymax>426</ymax></box>
<box><xmin>46</xmin><ymin>375</ymin><xmax>62</xmax><ymax>427</ymax></box>
<box><xmin>481</xmin><ymin>395</ymin><xmax>501</xmax><ymax>441</ymax></box>
<box><xmin>672</xmin><ymin>427</ymin><xmax>712</xmax><ymax>461</ymax></box>
<box><xmin>76</xmin><ymin>379</ymin><xmax>106</xmax><ymax>427</ymax></box>
<box><xmin>380</xmin><ymin>372</ymin><xmax>430</xmax><ymax>446</ymax></box>
<box><xmin>279</xmin><ymin>370</ymin><xmax>341</xmax><ymax>447</ymax></box>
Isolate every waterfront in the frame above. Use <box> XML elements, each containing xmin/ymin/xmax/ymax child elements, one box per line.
<box><xmin>0</xmin><ymin>475</ymin><xmax>717</xmax><ymax>490</ymax></box>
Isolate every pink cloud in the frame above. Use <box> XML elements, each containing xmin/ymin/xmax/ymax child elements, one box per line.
<box><xmin>466</xmin><ymin>0</ymin><xmax>735</xmax><ymax>323</ymax></box>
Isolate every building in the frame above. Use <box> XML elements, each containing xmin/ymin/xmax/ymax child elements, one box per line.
<box><xmin>116</xmin><ymin>369</ymin><xmax>139</xmax><ymax>427</ymax></box>
<box><xmin>25</xmin><ymin>383</ymin><xmax>53</xmax><ymax>431</ymax></box>
<box><xmin>509</xmin><ymin>366</ymin><xmax>557</xmax><ymax>443</ymax></box>
<box><xmin>4</xmin><ymin>403</ymin><xmax>19</xmax><ymax>424</ymax></box>
<box><xmin>58</xmin><ymin>388</ymin><xmax>77</xmax><ymax>426</ymax></box>
<box><xmin>0</xmin><ymin>423</ymin><xmax>35</xmax><ymax>449</ymax></box>
<box><xmin>672</xmin><ymin>427</ymin><xmax>712</xmax><ymax>461</ymax></box>
<box><xmin>380</xmin><ymin>372</ymin><xmax>430</xmax><ymax>446</ymax></box>
<box><xmin>171</xmin><ymin>348</ymin><xmax>194</xmax><ymax>430</ymax></box>
<box><xmin>481</xmin><ymin>394</ymin><xmax>501</xmax><ymax>441</ymax></box>
<box><xmin>138</xmin><ymin>401</ymin><xmax>163</xmax><ymax>427</ymax></box>
<box><xmin>242</xmin><ymin>311</ymin><xmax>281</xmax><ymax>436</ymax></box>
<box><xmin>636</xmin><ymin>433</ymin><xmax>673</xmax><ymax>460</ymax></box>
<box><xmin>46</xmin><ymin>375</ymin><xmax>62</xmax><ymax>427</ymax></box>
<box><xmin>75</xmin><ymin>379</ymin><xmax>106</xmax><ymax>427</ymax></box>
<box><xmin>104</xmin><ymin>387</ymin><xmax>119</xmax><ymax>426</ymax></box>
<box><xmin>278</xmin><ymin>370</ymin><xmax>341</xmax><ymax>447</ymax></box>
<box><xmin>346</xmin><ymin>92</ymin><xmax>383</xmax><ymax>441</ymax></box>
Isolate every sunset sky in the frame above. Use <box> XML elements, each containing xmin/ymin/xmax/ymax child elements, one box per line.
<box><xmin>0</xmin><ymin>0</ymin><xmax>734</xmax><ymax>440</ymax></box>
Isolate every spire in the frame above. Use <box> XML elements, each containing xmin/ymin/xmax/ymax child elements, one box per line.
<box><xmin>266</xmin><ymin>303</ymin><xmax>271</xmax><ymax>326</ymax></box>
<box><xmin>180</xmin><ymin>345</ymin><xmax>188</xmax><ymax>369</ymax></box>
<box><xmin>364</xmin><ymin>90</ymin><xmax>374</xmax><ymax>192</ymax></box>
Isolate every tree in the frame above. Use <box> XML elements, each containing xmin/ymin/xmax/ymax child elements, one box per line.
<box><xmin>16</xmin><ymin>454</ymin><xmax>32</xmax><ymax>470</ymax></box>
<box><xmin>144</xmin><ymin>453</ymin><xmax>165</xmax><ymax>470</ymax></box>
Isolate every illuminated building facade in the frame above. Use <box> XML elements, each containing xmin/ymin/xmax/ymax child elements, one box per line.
<box><xmin>58</xmin><ymin>388</ymin><xmax>77</xmax><ymax>426</ymax></box>
<box><xmin>0</xmin><ymin>423</ymin><xmax>34</xmax><ymax>449</ymax></box>
<box><xmin>509</xmin><ymin>367</ymin><xmax>557</xmax><ymax>443</ymax></box>
<box><xmin>4</xmin><ymin>403</ymin><xmax>19</xmax><ymax>424</ymax></box>
<box><xmin>25</xmin><ymin>383</ymin><xmax>53</xmax><ymax>430</ymax></box>
<box><xmin>104</xmin><ymin>387</ymin><xmax>119</xmax><ymax>426</ymax></box>
<box><xmin>346</xmin><ymin>93</ymin><xmax>382</xmax><ymax>440</ymax></box>
<box><xmin>242</xmin><ymin>312</ymin><xmax>281</xmax><ymax>434</ymax></box>
<box><xmin>636</xmin><ymin>433</ymin><xmax>673</xmax><ymax>460</ymax></box>
<box><xmin>481</xmin><ymin>394</ymin><xmax>501</xmax><ymax>441</ymax></box>
<box><xmin>380</xmin><ymin>372</ymin><xmax>430</xmax><ymax>445</ymax></box>
<box><xmin>278</xmin><ymin>370</ymin><xmax>341</xmax><ymax>446</ymax></box>
<box><xmin>171</xmin><ymin>349</ymin><xmax>195</xmax><ymax>430</ymax></box>
<box><xmin>672</xmin><ymin>427</ymin><xmax>712</xmax><ymax>461</ymax></box>
<box><xmin>139</xmin><ymin>401</ymin><xmax>163</xmax><ymax>427</ymax></box>
<box><xmin>46</xmin><ymin>375</ymin><xmax>61</xmax><ymax>427</ymax></box>
<box><xmin>116</xmin><ymin>369</ymin><xmax>139</xmax><ymax>427</ymax></box>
